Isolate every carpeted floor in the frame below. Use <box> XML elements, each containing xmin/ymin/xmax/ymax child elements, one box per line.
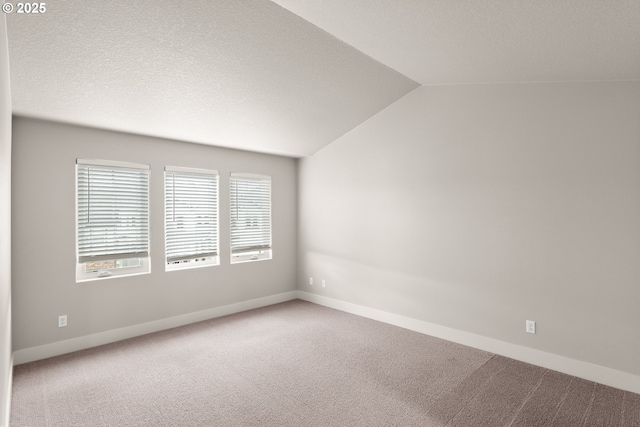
<box><xmin>11</xmin><ymin>300</ymin><xmax>640</xmax><ymax>426</ymax></box>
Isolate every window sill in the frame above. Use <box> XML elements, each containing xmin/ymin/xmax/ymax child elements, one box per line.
<box><xmin>230</xmin><ymin>250</ymin><xmax>272</xmax><ymax>264</ymax></box>
<box><xmin>166</xmin><ymin>257</ymin><xmax>219</xmax><ymax>272</ymax></box>
<box><xmin>76</xmin><ymin>269</ymin><xmax>150</xmax><ymax>283</ymax></box>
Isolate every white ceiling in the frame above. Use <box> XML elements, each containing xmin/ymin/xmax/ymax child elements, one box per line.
<box><xmin>6</xmin><ymin>1</ymin><xmax>640</xmax><ymax>157</ymax></box>
<box><xmin>273</xmin><ymin>0</ymin><xmax>640</xmax><ymax>85</ymax></box>
<box><xmin>5</xmin><ymin>1</ymin><xmax>417</xmax><ymax>157</ymax></box>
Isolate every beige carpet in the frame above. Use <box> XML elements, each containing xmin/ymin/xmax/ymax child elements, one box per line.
<box><xmin>11</xmin><ymin>300</ymin><xmax>640</xmax><ymax>426</ymax></box>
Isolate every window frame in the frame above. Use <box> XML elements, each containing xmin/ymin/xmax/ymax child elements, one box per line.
<box><xmin>75</xmin><ymin>159</ymin><xmax>151</xmax><ymax>282</ymax></box>
<box><xmin>164</xmin><ymin>166</ymin><xmax>220</xmax><ymax>271</ymax></box>
<box><xmin>229</xmin><ymin>172</ymin><xmax>272</xmax><ymax>264</ymax></box>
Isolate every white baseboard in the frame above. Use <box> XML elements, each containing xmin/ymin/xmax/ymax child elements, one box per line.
<box><xmin>3</xmin><ymin>353</ymin><xmax>12</xmax><ymax>427</ymax></box>
<box><xmin>296</xmin><ymin>291</ymin><xmax>640</xmax><ymax>395</ymax></box>
<box><xmin>13</xmin><ymin>291</ymin><xmax>298</xmax><ymax>366</ymax></box>
<box><xmin>12</xmin><ymin>290</ymin><xmax>640</xmax><ymax>395</ymax></box>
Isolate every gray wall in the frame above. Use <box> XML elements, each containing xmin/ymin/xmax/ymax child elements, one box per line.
<box><xmin>12</xmin><ymin>117</ymin><xmax>297</xmax><ymax>351</ymax></box>
<box><xmin>1</xmin><ymin>15</ymin><xmax>11</xmax><ymax>427</ymax></box>
<box><xmin>298</xmin><ymin>82</ymin><xmax>640</xmax><ymax>376</ymax></box>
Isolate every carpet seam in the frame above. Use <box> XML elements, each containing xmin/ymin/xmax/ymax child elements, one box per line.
<box><xmin>505</xmin><ymin>368</ymin><xmax>548</xmax><ymax>427</ymax></box>
<box><xmin>443</xmin><ymin>355</ymin><xmax>511</xmax><ymax>426</ymax></box>
<box><xmin>581</xmin><ymin>382</ymin><xmax>597</xmax><ymax>426</ymax></box>
<box><xmin>548</xmin><ymin>374</ymin><xmax>575</xmax><ymax>426</ymax></box>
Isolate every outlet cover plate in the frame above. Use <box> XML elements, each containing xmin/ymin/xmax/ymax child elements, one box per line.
<box><xmin>526</xmin><ymin>320</ymin><xmax>536</xmax><ymax>334</ymax></box>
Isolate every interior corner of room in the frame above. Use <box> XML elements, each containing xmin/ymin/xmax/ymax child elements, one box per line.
<box><xmin>2</xmin><ymin>12</ymin><xmax>12</xmax><ymax>427</ymax></box>
<box><xmin>2</xmin><ymin>2</ymin><xmax>640</xmax><ymax>425</ymax></box>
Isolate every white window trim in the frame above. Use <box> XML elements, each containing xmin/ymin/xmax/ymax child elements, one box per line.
<box><xmin>165</xmin><ymin>165</ymin><xmax>217</xmax><ymax>175</ymax></box>
<box><xmin>231</xmin><ymin>249</ymin><xmax>272</xmax><ymax>264</ymax></box>
<box><xmin>231</xmin><ymin>172</ymin><xmax>270</xmax><ymax>180</ymax></box>
<box><xmin>165</xmin><ymin>256</ymin><xmax>219</xmax><ymax>272</ymax></box>
<box><xmin>165</xmin><ymin>166</ymin><xmax>219</xmax><ymax>271</ymax></box>
<box><xmin>76</xmin><ymin>158</ymin><xmax>151</xmax><ymax>170</ymax></box>
<box><xmin>76</xmin><ymin>159</ymin><xmax>151</xmax><ymax>282</ymax></box>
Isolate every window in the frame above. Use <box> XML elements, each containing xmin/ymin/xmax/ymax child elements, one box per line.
<box><xmin>76</xmin><ymin>159</ymin><xmax>150</xmax><ymax>281</ymax></box>
<box><xmin>230</xmin><ymin>173</ymin><xmax>272</xmax><ymax>263</ymax></box>
<box><xmin>165</xmin><ymin>166</ymin><xmax>219</xmax><ymax>270</ymax></box>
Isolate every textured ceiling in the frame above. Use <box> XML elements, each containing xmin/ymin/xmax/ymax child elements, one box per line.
<box><xmin>7</xmin><ymin>2</ymin><xmax>640</xmax><ymax>157</ymax></box>
<box><xmin>272</xmin><ymin>0</ymin><xmax>640</xmax><ymax>85</ymax></box>
<box><xmin>5</xmin><ymin>1</ymin><xmax>417</xmax><ymax>157</ymax></box>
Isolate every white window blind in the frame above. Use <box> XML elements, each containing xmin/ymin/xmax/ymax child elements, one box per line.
<box><xmin>230</xmin><ymin>173</ymin><xmax>272</xmax><ymax>258</ymax></box>
<box><xmin>165</xmin><ymin>167</ymin><xmax>218</xmax><ymax>264</ymax></box>
<box><xmin>76</xmin><ymin>159</ymin><xmax>150</xmax><ymax>263</ymax></box>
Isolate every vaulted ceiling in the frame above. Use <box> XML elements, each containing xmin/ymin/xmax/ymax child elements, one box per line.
<box><xmin>6</xmin><ymin>1</ymin><xmax>640</xmax><ymax>157</ymax></box>
<box><xmin>273</xmin><ymin>0</ymin><xmax>640</xmax><ymax>85</ymax></box>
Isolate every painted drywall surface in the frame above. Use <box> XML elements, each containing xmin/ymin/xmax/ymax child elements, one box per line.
<box><xmin>0</xmin><ymin>14</ymin><xmax>11</xmax><ymax>426</ymax></box>
<box><xmin>298</xmin><ymin>82</ymin><xmax>640</xmax><ymax>376</ymax></box>
<box><xmin>11</xmin><ymin>117</ymin><xmax>297</xmax><ymax>351</ymax></box>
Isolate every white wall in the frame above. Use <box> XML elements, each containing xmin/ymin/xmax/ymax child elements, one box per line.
<box><xmin>0</xmin><ymin>15</ymin><xmax>12</xmax><ymax>427</ymax></box>
<box><xmin>298</xmin><ymin>82</ymin><xmax>640</xmax><ymax>377</ymax></box>
<box><xmin>11</xmin><ymin>117</ymin><xmax>297</xmax><ymax>353</ymax></box>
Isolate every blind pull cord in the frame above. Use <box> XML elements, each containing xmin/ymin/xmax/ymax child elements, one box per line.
<box><xmin>87</xmin><ymin>167</ymin><xmax>91</xmax><ymax>224</ymax></box>
<box><xmin>172</xmin><ymin>174</ymin><xmax>176</xmax><ymax>222</ymax></box>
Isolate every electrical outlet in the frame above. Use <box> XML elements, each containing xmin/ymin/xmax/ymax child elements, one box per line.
<box><xmin>526</xmin><ymin>320</ymin><xmax>535</xmax><ymax>334</ymax></box>
<box><xmin>58</xmin><ymin>315</ymin><xmax>67</xmax><ymax>328</ymax></box>
<box><xmin>322</xmin><ymin>280</ymin><xmax>326</xmax><ymax>288</ymax></box>
<box><xmin>309</xmin><ymin>277</ymin><xmax>313</xmax><ymax>285</ymax></box>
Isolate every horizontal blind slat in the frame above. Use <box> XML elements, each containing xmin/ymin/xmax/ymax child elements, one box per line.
<box><xmin>230</xmin><ymin>175</ymin><xmax>272</xmax><ymax>254</ymax></box>
<box><xmin>77</xmin><ymin>162</ymin><xmax>150</xmax><ymax>262</ymax></box>
<box><xmin>165</xmin><ymin>170</ymin><xmax>218</xmax><ymax>263</ymax></box>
